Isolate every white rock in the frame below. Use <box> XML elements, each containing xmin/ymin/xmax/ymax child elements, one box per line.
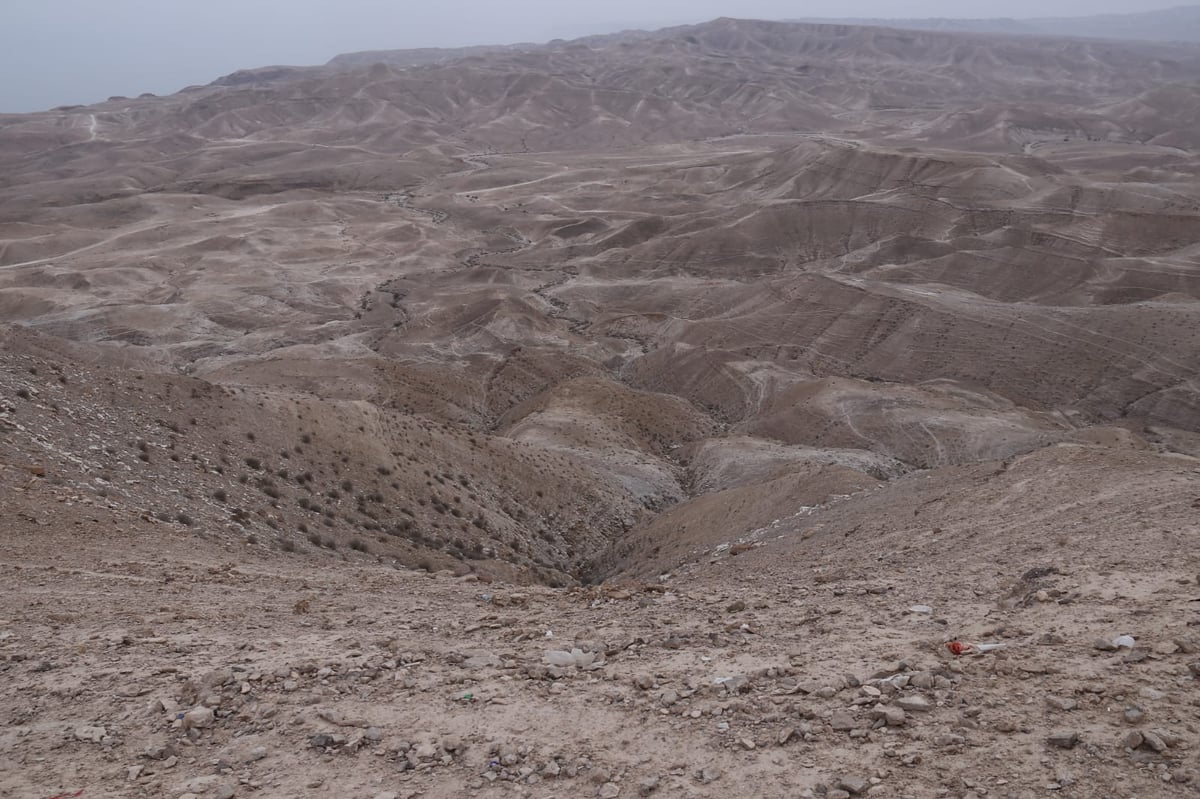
<box><xmin>182</xmin><ymin>706</ymin><xmax>215</xmax><ymax>730</ymax></box>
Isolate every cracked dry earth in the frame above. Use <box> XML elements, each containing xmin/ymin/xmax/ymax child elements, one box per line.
<box><xmin>3</xmin><ymin>450</ymin><xmax>1199</xmax><ymax>799</ymax></box>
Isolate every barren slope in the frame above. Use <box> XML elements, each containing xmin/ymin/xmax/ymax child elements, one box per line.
<box><xmin>1</xmin><ymin>17</ymin><xmax>1199</xmax><ymax>799</ymax></box>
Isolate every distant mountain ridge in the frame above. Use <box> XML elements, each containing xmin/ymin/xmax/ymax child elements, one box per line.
<box><xmin>796</xmin><ymin>4</ymin><xmax>1200</xmax><ymax>43</ymax></box>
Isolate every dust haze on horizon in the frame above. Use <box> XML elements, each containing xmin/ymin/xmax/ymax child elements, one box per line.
<box><xmin>0</xmin><ymin>0</ymin><xmax>1190</xmax><ymax>112</ymax></box>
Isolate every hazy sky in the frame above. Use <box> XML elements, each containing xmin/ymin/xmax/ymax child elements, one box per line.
<box><xmin>0</xmin><ymin>0</ymin><xmax>1185</xmax><ymax>112</ymax></box>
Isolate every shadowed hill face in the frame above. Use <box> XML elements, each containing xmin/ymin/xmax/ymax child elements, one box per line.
<box><xmin>1</xmin><ymin>17</ymin><xmax>1200</xmax><ymax>584</ymax></box>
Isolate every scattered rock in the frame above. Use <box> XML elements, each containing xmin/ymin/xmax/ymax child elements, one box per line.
<box><xmin>309</xmin><ymin>733</ymin><xmax>337</xmax><ymax>749</ymax></box>
<box><xmin>1046</xmin><ymin>696</ymin><xmax>1078</xmax><ymax>711</ymax></box>
<box><xmin>598</xmin><ymin>782</ymin><xmax>621</xmax><ymax>798</ymax></box>
<box><xmin>873</xmin><ymin>706</ymin><xmax>907</xmax><ymax>727</ymax></box>
<box><xmin>463</xmin><ymin>652</ymin><xmax>502</xmax><ymax>669</ymax></box>
<box><xmin>1141</xmin><ymin>730</ymin><xmax>1169</xmax><ymax>752</ymax></box>
<box><xmin>831</xmin><ymin>710</ymin><xmax>857</xmax><ymax>731</ymax></box>
<box><xmin>182</xmin><ymin>706</ymin><xmax>214</xmax><ymax>730</ymax></box>
<box><xmin>908</xmin><ymin>672</ymin><xmax>935</xmax><ymax>690</ymax></box>
<box><xmin>1122</xmin><ymin>731</ymin><xmax>1144</xmax><ymax>750</ymax></box>
<box><xmin>716</xmin><ymin>675</ymin><xmax>751</xmax><ymax>694</ymax></box>
<box><xmin>836</xmin><ymin>775</ymin><xmax>869</xmax><ymax>795</ymax></box>
<box><xmin>896</xmin><ymin>694</ymin><xmax>933</xmax><ymax>712</ymax></box>
<box><xmin>1047</xmin><ymin>731</ymin><xmax>1080</xmax><ymax>749</ymax></box>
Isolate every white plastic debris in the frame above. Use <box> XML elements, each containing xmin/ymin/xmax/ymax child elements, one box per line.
<box><xmin>1113</xmin><ymin>635</ymin><xmax>1136</xmax><ymax>650</ymax></box>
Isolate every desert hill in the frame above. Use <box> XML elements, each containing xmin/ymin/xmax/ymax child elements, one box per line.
<box><xmin>799</xmin><ymin>4</ymin><xmax>1200</xmax><ymax>44</ymax></box>
<box><xmin>1</xmin><ymin>17</ymin><xmax>1199</xmax><ymax>799</ymax></box>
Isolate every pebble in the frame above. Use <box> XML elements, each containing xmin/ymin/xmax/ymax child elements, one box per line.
<box><xmin>697</xmin><ymin>767</ymin><xmax>722</xmax><ymax>784</ymax></box>
<box><xmin>719</xmin><ymin>675</ymin><xmax>751</xmax><ymax>694</ymax></box>
<box><xmin>598</xmin><ymin>782</ymin><xmax>621</xmax><ymax>798</ymax></box>
<box><xmin>463</xmin><ymin>652</ymin><xmax>502</xmax><ymax>669</ymax></box>
<box><xmin>908</xmin><ymin>672</ymin><xmax>935</xmax><ymax>690</ymax></box>
<box><xmin>1141</xmin><ymin>730</ymin><xmax>1169</xmax><ymax>752</ymax></box>
<box><xmin>182</xmin><ymin>706</ymin><xmax>214</xmax><ymax>730</ymax></box>
<box><xmin>1122</xmin><ymin>731</ymin><xmax>1144</xmax><ymax>749</ymax></box>
<box><xmin>1046</xmin><ymin>696</ymin><xmax>1078</xmax><ymax>711</ymax></box>
<box><xmin>638</xmin><ymin>776</ymin><xmax>661</xmax><ymax>796</ymax></box>
<box><xmin>836</xmin><ymin>775</ymin><xmax>869</xmax><ymax>795</ymax></box>
<box><xmin>1047</xmin><ymin>731</ymin><xmax>1079</xmax><ymax>749</ymax></box>
<box><xmin>214</xmin><ymin>787</ymin><xmax>235</xmax><ymax>799</ymax></box>
<box><xmin>1124</xmin><ymin>706</ymin><xmax>1146</xmax><ymax>725</ymax></box>
<box><xmin>896</xmin><ymin>694</ymin><xmax>932</xmax><ymax>712</ymax></box>
<box><xmin>633</xmin><ymin>674</ymin><xmax>656</xmax><ymax>690</ymax></box>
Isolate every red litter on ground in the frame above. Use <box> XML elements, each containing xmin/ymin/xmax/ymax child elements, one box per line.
<box><xmin>947</xmin><ymin>641</ymin><xmax>1006</xmax><ymax>656</ymax></box>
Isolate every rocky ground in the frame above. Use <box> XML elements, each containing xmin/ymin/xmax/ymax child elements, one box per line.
<box><xmin>3</xmin><ymin>455</ymin><xmax>1198</xmax><ymax>799</ymax></box>
<box><xmin>3</xmin><ymin>16</ymin><xmax>1200</xmax><ymax>799</ymax></box>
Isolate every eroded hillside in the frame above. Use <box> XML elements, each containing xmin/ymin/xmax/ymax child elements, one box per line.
<box><xmin>2</xmin><ymin>18</ymin><xmax>1199</xmax><ymax>799</ymax></box>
